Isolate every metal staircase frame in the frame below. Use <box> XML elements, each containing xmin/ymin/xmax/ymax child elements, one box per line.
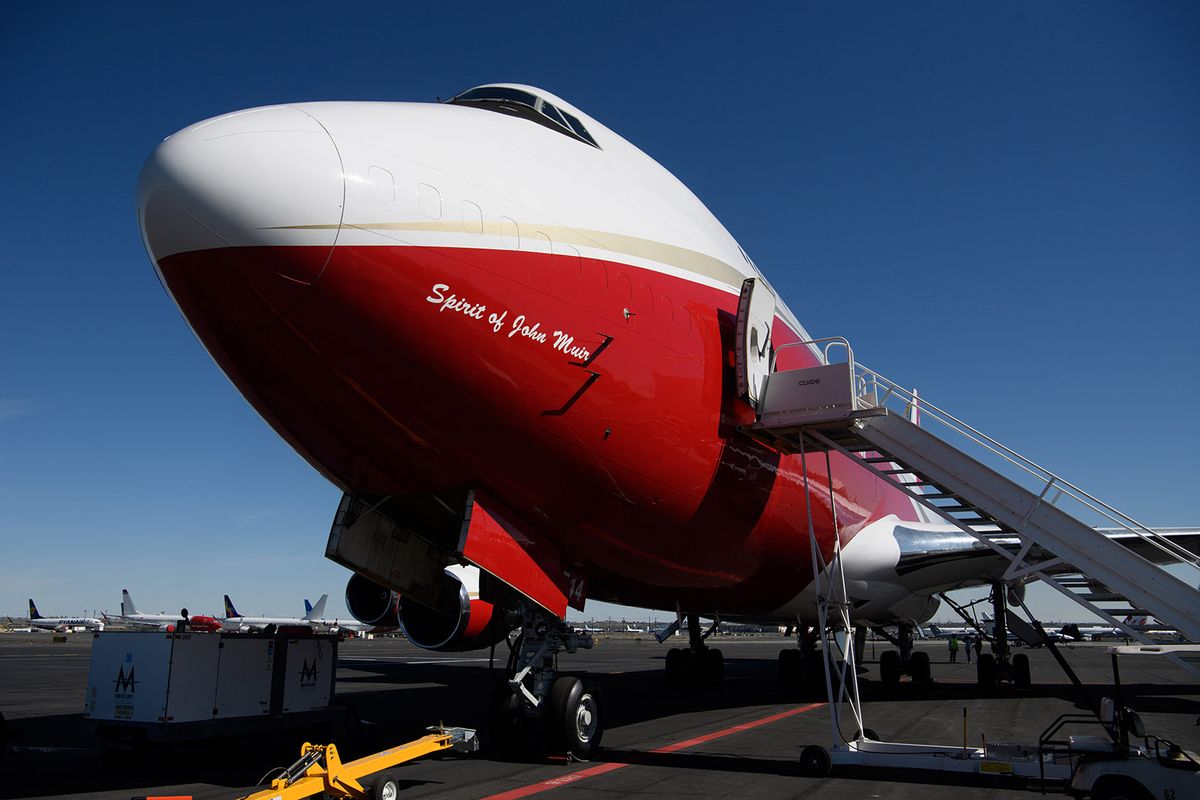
<box><xmin>747</xmin><ymin>338</ymin><xmax>1200</xmax><ymax>661</ymax></box>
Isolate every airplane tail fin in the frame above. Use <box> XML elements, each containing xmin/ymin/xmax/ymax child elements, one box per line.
<box><xmin>224</xmin><ymin>595</ymin><xmax>239</xmax><ymax>618</ymax></box>
<box><xmin>122</xmin><ymin>589</ymin><xmax>137</xmax><ymax>616</ymax></box>
<box><xmin>306</xmin><ymin>594</ymin><xmax>328</xmax><ymax>621</ymax></box>
<box><xmin>28</xmin><ymin>599</ymin><xmax>41</xmax><ymax>619</ymax></box>
<box><xmin>304</xmin><ymin>598</ymin><xmax>313</xmax><ymax>616</ymax></box>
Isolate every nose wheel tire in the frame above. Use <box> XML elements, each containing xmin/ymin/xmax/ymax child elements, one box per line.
<box><xmin>547</xmin><ymin>676</ymin><xmax>604</xmax><ymax>761</ymax></box>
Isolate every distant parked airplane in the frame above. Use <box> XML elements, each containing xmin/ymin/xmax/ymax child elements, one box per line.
<box><xmin>26</xmin><ymin>599</ymin><xmax>103</xmax><ymax>632</ymax></box>
<box><xmin>112</xmin><ymin>589</ymin><xmax>221</xmax><ymax>632</ymax></box>
<box><xmin>221</xmin><ymin>593</ymin><xmax>327</xmax><ymax>631</ymax></box>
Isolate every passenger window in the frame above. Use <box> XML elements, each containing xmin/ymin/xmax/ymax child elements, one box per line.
<box><xmin>617</xmin><ymin>272</ymin><xmax>632</xmax><ymax>302</ymax></box>
<box><xmin>417</xmin><ymin>183</ymin><xmax>442</xmax><ymax>220</ymax></box>
<box><xmin>640</xmin><ymin>283</ymin><xmax>655</xmax><ymax>311</ymax></box>
<box><xmin>368</xmin><ymin>166</ymin><xmax>394</xmax><ymax>203</ymax></box>
<box><xmin>556</xmin><ymin>243</ymin><xmax>582</xmax><ymax>276</ymax></box>
<box><xmin>500</xmin><ymin>216</ymin><xmax>520</xmax><ymax>250</ymax></box>
<box><xmin>461</xmin><ymin>200</ymin><xmax>483</xmax><ymax>235</ymax></box>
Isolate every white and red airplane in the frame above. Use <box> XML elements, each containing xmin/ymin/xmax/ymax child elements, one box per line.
<box><xmin>111</xmin><ymin>588</ymin><xmax>221</xmax><ymax>633</ymax></box>
<box><xmin>136</xmin><ymin>84</ymin><xmax>1190</xmax><ymax>758</ymax></box>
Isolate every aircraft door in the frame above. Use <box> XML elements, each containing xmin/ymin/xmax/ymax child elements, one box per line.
<box><xmin>735</xmin><ymin>277</ymin><xmax>776</xmax><ymax>409</ymax></box>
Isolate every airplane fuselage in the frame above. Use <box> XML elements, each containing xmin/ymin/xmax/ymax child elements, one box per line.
<box><xmin>140</xmin><ymin>86</ymin><xmax>967</xmax><ymax>623</ymax></box>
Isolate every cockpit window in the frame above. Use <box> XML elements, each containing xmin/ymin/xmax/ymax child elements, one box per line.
<box><xmin>448</xmin><ymin>86</ymin><xmax>600</xmax><ymax>149</ymax></box>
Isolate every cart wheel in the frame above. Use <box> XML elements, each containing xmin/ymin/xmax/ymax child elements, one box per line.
<box><xmin>910</xmin><ymin>651</ymin><xmax>932</xmax><ymax>683</ymax></box>
<box><xmin>1012</xmin><ymin>653</ymin><xmax>1031</xmax><ymax>689</ymax></box>
<box><xmin>371</xmin><ymin>770</ymin><xmax>401</xmax><ymax>800</ymax></box>
<box><xmin>880</xmin><ymin>650</ymin><xmax>901</xmax><ymax>685</ymax></box>
<box><xmin>1089</xmin><ymin>775</ymin><xmax>1152</xmax><ymax>800</ymax></box>
<box><xmin>546</xmin><ymin>675</ymin><xmax>603</xmax><ymax>760</ymax></box>
<box><xmin>799</xmin><ymin>744</ymin><xmax>832</xmax><ymax>777</ymax></box>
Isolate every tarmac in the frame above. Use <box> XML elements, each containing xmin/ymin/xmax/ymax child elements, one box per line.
<box><xmin>0</xmin><ymin>632</ymin><xmax>1197</xmax><ymax>799</ymax></box>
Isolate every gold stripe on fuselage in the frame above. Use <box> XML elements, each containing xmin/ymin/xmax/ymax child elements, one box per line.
<box><xmin>267</xmin><ymin>220</ymin><xmax>748</xmax><ymax>292</ymax></box>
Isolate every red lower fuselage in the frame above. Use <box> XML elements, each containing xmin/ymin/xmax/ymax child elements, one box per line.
<box><xmin>159</xmin><ymin>242</ymin><xmax>919</xmax><ymax>615</ymax></box>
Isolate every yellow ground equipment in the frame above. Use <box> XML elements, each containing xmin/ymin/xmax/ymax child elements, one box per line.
<box><xmin>237</xmin><ymin>726</ymin><xmax>477</xmax><ymax>800</ymax></box>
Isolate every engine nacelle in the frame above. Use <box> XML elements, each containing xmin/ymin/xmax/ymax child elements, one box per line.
<box><xmin>398</xmin><ymin>566</ymin><xmax>506</xmax><ymax>652</ymax></box>
<box><xmin>345</xmin><ymin>572</ymin><xmax>400</xmax><ymax>626</ymax></box>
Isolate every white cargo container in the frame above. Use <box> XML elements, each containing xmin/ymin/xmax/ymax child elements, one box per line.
<box><xmin>84</xmin><ymin>631</ymin><xmax>336</xmax><ymax>741</ymax></box>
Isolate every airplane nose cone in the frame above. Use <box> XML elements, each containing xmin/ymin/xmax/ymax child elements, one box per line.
<box><xmin>138</xmin><ymin>105</ymin><xmax>345</xmax><ymax>326</ymax></box>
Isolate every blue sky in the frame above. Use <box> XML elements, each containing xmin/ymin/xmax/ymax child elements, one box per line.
<box><xmin>1</xmin><ymin>3</ymin><xmax>1197</xmax><ymax>623</ymax></box>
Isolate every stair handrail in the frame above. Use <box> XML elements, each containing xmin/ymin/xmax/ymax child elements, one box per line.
<box><xmin>852</xmin><ymin>363</ymin><xmax>1200</xmax><ymax>573</ymax></box>
<box><xmin>771</xmin><ymin>336</ymin><xmax>854</xmax><ymax>373</ymax></box>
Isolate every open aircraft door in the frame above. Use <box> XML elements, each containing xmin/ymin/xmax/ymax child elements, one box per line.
<box><xmin>735</xmin><ymin>277</ymin><xmax>776</xmax><ymax>409</ymax></box>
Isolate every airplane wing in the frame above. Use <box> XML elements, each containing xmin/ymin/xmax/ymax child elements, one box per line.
<box><xmin>1095</xmin><ymin>528</ymin><xmax>1200</xmax><ymax>564</ymax></box>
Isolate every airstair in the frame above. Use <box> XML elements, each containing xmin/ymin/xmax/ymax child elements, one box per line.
<box><xmin>736</xmin><ymin>322</ymin><xmax>1200</xmax><ymax>650</ymax></box>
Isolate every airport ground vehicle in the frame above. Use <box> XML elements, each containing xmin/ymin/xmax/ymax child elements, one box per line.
<box><xmin>237</xmin><ymin>727</ymin><xmax>477</xmax><ymax>800</ymax></box>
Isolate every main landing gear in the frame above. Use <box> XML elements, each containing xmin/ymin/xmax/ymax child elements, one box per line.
<box><xmin>778</xmin><ymin>624</ymin><xmax>826</xmax><ymax>692</ymax></box>
<box><xmin>874</xmin><ymin>623</ymin><xmax>932</xmax><ymax>687</ymax></box>
<box><xmin>664</xmin><ymin>613</ymin><xmax>724</xmax><ymax>683</ymax></box>
<box><xmin>975</xmin><ymin>582</ymin><xmax>1032</xmax><ymax>692</ymax></box>
<box><xmin>490</xmin><ymin>605</ymin><xmax>601</xmax><ymax>761</ymax></box>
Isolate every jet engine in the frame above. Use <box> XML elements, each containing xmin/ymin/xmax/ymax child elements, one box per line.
<box><xmin>398</xmin><ymin>566</ymin><xmax>506</xmax><ymax>652</ymax></box>
<box><xmin>345</xmin><ymin>572</ymin><xmax>400</xmax><ymax>626</ymax></box>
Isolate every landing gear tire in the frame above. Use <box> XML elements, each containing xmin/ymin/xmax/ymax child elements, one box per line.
<box><xmin>852</xmin><ymin>728</ymin><xmax>879</xmax><ymax>741</ymax></box>
<box><xmin>779</xmin><ymin>648</ymin><xmax>802</xmax><ymax>685</ymax></box>
<box><xmin>666</xmin><ymin>648</ymin><xmax>684</xmax><ymax>683</ymax></box>
<box><xmin>1012</xmin><ymin>653</ymin><xmax>1031</xmax><ymax>689</ymax></box>
<box><xmin>547</xmin><ymin>675</ymin><xmax>604</xmax><ymax>761</ymax></box>
<box><xmin>370</xmin><ymin>770</ymin><xmax>401</xmax><ymax>800</ymax></box>
<box><xmin>909</xmin><ymin>651</ymin><xmax>932</xmax><ymax>683</ymax></box>
<box><xmin>701</xmin><ymin>648</ymin><xmax>724</xmax><ymax>682</ymax></box>
<box><xmin>977</xmin><ymin>653</ymin><xmax>997</xmax><ymax>691</ymax></box>
<box><xmin>488</xmin><ymin>689</ymin><xmax>544</xmax><ymax>760</ymax></box>
<box><xmin>799</xmin><ymin>744</ymin><xmax>832</xmax><ymax>777</ymax></box>
<box><xmin>880</xmin><ymin>650</ymin><xmax>901</xmax><ymax>686</ymax></box>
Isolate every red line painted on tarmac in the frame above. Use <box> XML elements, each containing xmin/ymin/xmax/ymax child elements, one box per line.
<box><xmin>649</xmin><ymin>702</ymin><xmax>824</xmax><ymax>753</ymax></box>
<box><xmin>479</xmin><ymin>702</ymin><xmax>824</xmax><ymax>800</ymax></box>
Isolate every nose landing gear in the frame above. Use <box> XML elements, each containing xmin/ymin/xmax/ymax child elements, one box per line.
<box><xmin>490</xmin><ymin>605</ymin><xmax>600</xmax><ymax>761</ymax></box>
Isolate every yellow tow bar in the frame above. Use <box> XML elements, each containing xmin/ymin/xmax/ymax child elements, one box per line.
<box><xmin>237</xmin><ymin>726</ymin><xmax>477</xmax><ymax>800</ymax></box>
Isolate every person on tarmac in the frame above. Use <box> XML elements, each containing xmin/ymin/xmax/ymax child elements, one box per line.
<box><xmin>949</xmin><ymin>635</ymin><xmax>960</xmax><ymax>663</ymax></box>
<box><xmin>964</xmin><ymin>635</ymin><xmax>974</xmax><ymax>663</ymax></box>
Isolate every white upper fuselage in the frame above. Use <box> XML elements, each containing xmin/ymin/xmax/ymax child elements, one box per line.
<box><xmin>141</xmin><ymin>85</ymin><xmax>814</xmax><ymax>345</ymax></box>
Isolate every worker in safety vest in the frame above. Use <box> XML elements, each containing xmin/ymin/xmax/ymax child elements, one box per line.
<box><xmin>948</xmin><ymin>635</ymin><xmax>960</xmax><ymax>663</ymax></box>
